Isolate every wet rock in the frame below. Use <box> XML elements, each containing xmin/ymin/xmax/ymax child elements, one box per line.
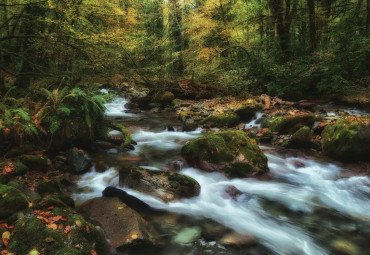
<box><xmin>201</xmin><ymin>220</ymin><xmax>231</xmax><ymax>241</ymax></box>
<box><xmin>36</xmin><ymin>179</ymin><xmax>63</xmax><ymax>195</ymax></box>
<box><xmin>182</xmin><ymin>130</ymin><xmax>269</xmax><ymax>178</ymax></box>
<box><xmin>153</xmin><ymin>91</ymin><xmax>175</xmax><ymax>106</ymax></box>
<box><xmin>183</xmin><ymin>118</ymin><xmax>198</xmax><ymax>132</ymax></box>
<box><xmin>149</xmin><ymin>107</ymin><xmax>161</xmax><ymax>113</ymax></box>
<box><xmin>223</xmin><ymin>186</ymin><xmax>243</xmax><ymax>200</ymax></box>
<box><xmin>7</xmin><ymin>181</ymin><xmax>41</xmax><ymax>202</ymax></box>
<box><xmin>172</xmin><ymin>227</ymin><xmax>202</xmax><ymax>245</ymax></box>
<box><xmin>80</xmin><ymin>197</ymin><xmax>161</xmax><ymax>251</ymax></box>
<box><xmin>322</xmin><ymin>116</ymin><xmax>370</xmax><ymax>162</ymax></box>
<box><xmin>8</xmin><ymin>208</ymin><xmax>107</xmax><ymax>255</ymax></box>
<box><xmin>67</xmin><ymin>147</ymin><xmax>92</xmax><ymax>174</ymax></box>
<box><xmin>201</xmin><ymin>113</ymin><xmax>240</xmax><ymax>128</ymax></box>
<box><xmin>167</xmin><ymin>126</ymin><xmax>175</xmax><ymax>132</ymax></box>
<box><xmin>167</xmin><ymin>159</ymin><xmax>185</xmax><ymax>171</ymax></box>
<box><xmin>288</xmin><ymin>126</ymin><xmax>314</xmax><ymax>148</ymax></box>
<box><xmin>119</xmin><ymin>166</ymin><xmax>200</xmax><ymax>202</ymax></box>
<box><xmin>0</xmin><ymin>184</ymin><xmax>29</xmax><ymax>218</ymax></box>
<box><xmin>268</xmin><ymin>113</ymin><xmax>318</xmax><ymax>134</ymax></box>
<box><xmin>331</xmin><ymin>239</ymin><xmax>359</xmax><ymax>255</ymax></box>
<box><xmin>219</xmin><ymin>232</ymin><xmax>256</xmax><ymax>247</ymax></box>
<box><xmin>235</xmin><ymin>100</ymin><xmax>263</xmax><ymax>121</ymax></box>
<box><xmin>125</xmin><ymin>102</ymin><xmax>139</xmax><ymax>109</ymax></box>
<box><xmin>22</xmin><ymin>154</ymin><xmax>50</xmax><ymax>172</ymax></box>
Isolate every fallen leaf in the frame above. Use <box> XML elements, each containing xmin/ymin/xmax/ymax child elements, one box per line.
<box><xmin>2</xmin><ymin>231</ymin><xmax>10</xmax><ymax>239</ymax></box>
<box><xmin>45</xmin><ymin>237</ymin><xmax>54</xmax><ymax>243</ymax></box>
<box><xmin>118</xmin><ymin>206</ymin><xmax>123</xmax><ymax>210</ymax></box>
<box><xmin>46</xmin><ymin>223</ymin><xmax>58</xmax><ymax>230</ymax></box>
<box><xmin>64</xmin><ymin>225</ymin><xmax>71</xmax><ymax>235</ymax></box>
<box><xmin>74</xmin><ymin>244</ymin><xmax>81</xmax><ymax>249</ymax></box>
<box><xmin>90</xmin><ymin>250</ymin><xmax>97</xmax><ymax>255</ymax></box>
<box><xmin>3</xmin><ymin>238</ymin><xmax>9</xmax><ymax>246</ymax></box>
<box><xmin>75</xmin><ymin>220</ymin><xmax>82</xmax><ymax>228</ymax></box>
<box><xmin>28</xmin><ymin>249</ymin><xmax>40</xmax><ymax>255</ymax></box>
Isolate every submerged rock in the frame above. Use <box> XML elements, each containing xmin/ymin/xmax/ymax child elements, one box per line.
<box><xmin>80</xmin><ymin>197</ymin><xmax>161</xmax><ymax>251</ymax></box>
<box><xmin>172</xmin><ymin>227</ymin><xmax>202</xmax><ymax>245</ymax></box>
<box><xmin>119</xmin><ymin>166</ymin><xmax>200</xmax><ymax>202</ymax></box>
<box><xmin>331</xmin><ymin>239</ymin><xmax>359</xmax><ymax>255</ymax></box>
<box><xmin>67</xmin><ymin>147</ymin><xmax>92</xmax><ymax>174</ymax></box>
<box><xmin>0</xmin><ymin>184</ymin><xmax>28</xmax><ymax>218</ymax></box>
<box><xmin>182</xmin><ymin>130</ymin><xmax>269</xmax><ymax>178</ymax></box>
<box><xmin>201</xmin><ymin>113</ymin><xmax>240</xmax><ymax>128</ymax></box>
<box><xmin>322</xmin><ymin>116</ymin><xmax>370</xmax><ymax>162</ymax></box>
<box><xmin>219</xmin><ymin>232</ymin><xmax>256</xmax><ymax>247</ymax></box>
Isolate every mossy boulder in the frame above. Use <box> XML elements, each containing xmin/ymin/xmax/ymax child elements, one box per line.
<box><xmin>22</xmin><ymin>154</ymin><xmax>50</xmax><ymax>172</ymax></box>
<box><xmin>153</xmin><ymin>91</ymin><xmax>175</xmax><ymax>106</ymax></box>
<box><xmin>288</xmin><ymin>126</ymin><xmax>314</xmax><ymax>148</ymax></box>
<box><xmin>68</xmin><ymin>148</ymin><xmax>92</xmax><ymax>174</ymax></box>
<box><xmin>0</xmin><ymin>184</ymin><xmax>29</xmax><ymax>218</ymax></box>
<box><xmin>8</xmin><ymin>208</ymin><xmax>107</xmax><ymax>255</ymax></box>
<box><xmin>234</xmin><ymin>100</ymin><xmax>263</xmax><ymax>121</ymax></box>
<box><xmin>0</xmin><ymin>161</ymin><xmax>28</xmax><ymax>184</ymax></box>
<box><xmin>268</xmin><ymin>114</ymin><xmax>317</xmax><ymax>134</ymax></box>
<box><xmin>181</xmin><ymin>130</ymin><xmax>269</xmax><ymax>178</ymax></box>
<box><xmin>119</xmin><ymin>166</ymin><xmax>200</xmax><ymax>202</ymax></box>
<box><xmin>322</xmin><ymin>116</ymin><xmax>370</xmax><ymax>162</ymax></box>
<box><xmin>80</xmin><ymin>197</ymin><xmax>161</xmax><ymax>252</ymax></box>
<box><xmin>36</xmin><ymin>179</ymin><xmax>64</xmax><ymax>195</ymax></box>
<box><xmin>201</xmin><ymin>113</ymin><xmax>240</xmax><ymax>128</ymax></box>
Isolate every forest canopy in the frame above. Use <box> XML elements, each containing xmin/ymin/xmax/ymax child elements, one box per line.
<box><xmin>1</xmin><ymin>0</ymin><xmax>369</xmax><ymax>98</ymax></box>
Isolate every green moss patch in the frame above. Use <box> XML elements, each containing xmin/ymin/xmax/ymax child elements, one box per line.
<box><xmin>0</xmin><ymin>184</ymin><xmax>29</xmax><ymax>218</ymax></box>
<box><xmin>322</xmin><ymin>116</ymin><xmax>370</xmax><ymax>162</ymax></box>
<box><xmin>201</xmin><ymin>113</ymin><xmax>240</xmax><ymax>128</ymax></box>
<box><xmin>182</xmin><ymin>130</ymin><xmax>268</xmax><ymax>178</ymax></box>
<box><xmin>269</xmin><ymin>114</ymin><xmax>317</xmax><ymax>134</ymax></box>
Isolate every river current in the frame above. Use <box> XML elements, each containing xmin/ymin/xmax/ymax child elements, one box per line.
<box><xmin>73</xmin><ymin>97</ymin><xmax>370</xmax><ymax>255</ymax></box>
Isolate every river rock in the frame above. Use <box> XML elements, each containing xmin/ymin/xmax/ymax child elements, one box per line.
<box><xmin>183</xmin><ymin>118</ymin><xmax>198</xmax><ymax>131</ymax></box>
<box><xmin>331</xmin><ymin>239</ymin><xmax>359</xmax><ymax>255</ymax></box>
<box><xmin>0</xmin><ymin>184</ymin><xmax>29</xmax><ymax>218</ymax></box>
<box><xmin>80</xmin><ymin>197</ymin><xmax>161</xmax><ymax>251</ymax></box>
<box><xmin>219</xmin><ymin>232</ymin><xmax>257</xmax><ymax>247</ymax></box>
<box><xmin>267</xmin><ymin>113</ymin><xmax>318</xmax><ymax>134</ymax></box>
<box><xmin>119</xmin><ymin>166</ymin><xmax>200</xmax><ymax>202</ymax></box>
<box><xmin>8</xmin><ymin>207</ymin><xmax>108</xmax><ymax>255</ymax></box>
<box><xmin>322</xmin><ymin>116</ymin><xmax>370</xmax><ymax>162</ymax></box>
<box><xmin>201</xmin><ymin>113</ymin><xmax>240</xmax><ymax>128</ymax></box>
<box><xmin>288</xmin><ymin>126</ymin><xmax>314</xmax><ymax>148</ymax></box>
<box><xmin>182</xmin><ymin>130</ymin><xmax>269</xmax><ymax>178</ymax></box>
<box><xmin>67</xmin><ymin>147</ymin><xmax>92</xmax><ymax>174</ymax></box>
<box><xmin>234</xmin><ymin>99</ymin><xmax>263</xmax><ymax>121</ymax></box>
<box><xmin>172</xmin><ymin>227</ymin><xmax>202</xmax><ymax>245</ymax></box>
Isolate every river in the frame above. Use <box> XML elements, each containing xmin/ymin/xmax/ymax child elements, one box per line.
<box><xmin>72</xmin><ymin>96</ymin><xmax>370</xmax><ymax>255</ymax></box>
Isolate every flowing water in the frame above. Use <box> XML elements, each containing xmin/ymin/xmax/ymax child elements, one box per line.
<box><xmin>73</xmin><ymin>97</ymin><xmax>370</xmax><ymax>255</ymax></box>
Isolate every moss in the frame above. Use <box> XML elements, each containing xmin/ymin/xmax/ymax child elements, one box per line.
<box><xmin>269</xmin><ymin>114</ymin><xmax>317</xmax><ymax>134</ymax></box>
<box><xmin>322</xmin><ymin>116</ymin><xmax>370</xmax><ymax>162</ymax></box>
<box><xmin>153</xmin><ymin>91</ymin><xmax>175</xmax><ymax>105</ymax></box>
<box><xmin>8</xmin><ymin>208</ymin><xmax>107</xmax><ymax>255</ymax></box>
<box><xmin>235</xmin><ymin>101</ymin><xmax>263</xmax><ymax>121</ymax></box>
<box><xmin>0</xmin><ymin>184</ymin><xmax>29</xmax><ymax>218</ymax></box>
<box><xmin>34</xmin><ymin>194</ymin><xmax>75</xmax><ymax>210</ymax></box>
<box><xmin>36</xmin><ymin>179</ymin><xmax>63</xmax><ymax>195</ymax></box>
<box><xmin>182</xmin><ymin>130</ymin><xmax>268</xmax><ymax>178</ymax></box>
<box><xmin>201</xmin><ymin>113</ymin><xmax>240</xmax><ymax>128</ymax></box>
<box><xmin>108</xmin><ymin>121</ymin><xmax>136</xmax><ymax>149</ymax></box>
<box><xmin>166</xmin><ymin>172</ymin><xmax>198</xmax><ymax>188</ymax></box>
<box><xmin>288</xmin><ymin>126</ymin><xmax>314</xmax><ymax>148</ymax></box>
<box><xmin>22</xmin><ymin>155</ymin><xmax>49</xmax><ymax>172</ymax></box>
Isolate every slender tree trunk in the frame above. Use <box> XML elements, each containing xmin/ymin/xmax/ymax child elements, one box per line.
<box><xmin>307</xmin><ymin>0</ymin><xmax>317</xmax><ymax>52</ymax></box>
<box><xmin>366</xmin><ymin>0</ymin><xmax>369</xmax><ymax>36</ymax></box>
<box><xmin>169</xmin><ymin>0</ymin><xmax>183</xmax><ymax>76</ymax></box>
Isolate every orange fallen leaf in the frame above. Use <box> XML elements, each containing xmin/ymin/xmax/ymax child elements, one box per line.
<box><xmin>90</xmin><ymin>250</ymin><xmax>97</xmax><ymax>255</ymax></box>
<box><xmin>46</xmin><ymin>223</ymin><xmax>58</xmax><ymax>230</ymax></box>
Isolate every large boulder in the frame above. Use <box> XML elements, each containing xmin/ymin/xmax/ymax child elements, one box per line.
<box><xmin>8</xmin><ymin>207</ymin><xmax>107</xmax><ymax>255</ymax></box>
<box><xmin>181</xmin><ymin>131</ymin><xmax>269</xmax><ymax>178</ymax></box>
<box><xmin>0</xmin><ymin>184</ymin><xmax>29</xmax><ymax>218</ymax></box>
<box><xmin>322</xmin><ymin>116</ymin><xmax>370</xmax><ymax>162</ymax></box>
<box><xmin>119</xmin><ymin>166</ymin><xmax>200</xmax><ymax>202</ymax></box>
<box><xmin>201</xmin><ymin>113</ymin><xmax>240</xmax><ymax>128</ymax></box>
<box><xmin>234</xmin><ymin>99</ymin><xmax>263</xmax><ymax>121</ymax></box>
<box><xmin>67</xmin><ymin>147</ymin><xmax>92</xmax><ymax>174</ymax></box>
<box><xmin>268</xmin><ymin>113</ymin><xmax>317</xmax><ymax>134</ymax></box>
<box><xmin>80</xmin><ymin>197</ymin><xmax>161</xmax><ymax>252</ymax></box>
<box><xmin>153</xmin><ymin>91</ymin><xmax>175</xmax><ymax>106</ymax></box>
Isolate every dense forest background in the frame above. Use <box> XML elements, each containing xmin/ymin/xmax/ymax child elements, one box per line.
<box><xmin>0</xmin><ymin>0</ymin><xmax>369</xmax><ymax>150</ymax></box>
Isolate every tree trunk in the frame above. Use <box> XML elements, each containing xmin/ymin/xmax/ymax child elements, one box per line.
<box><xmin>169</xmin><ymin>0</ymin><xmax>183</xmax><ymax>76</ymax></box>
<box><xmin>307</xmin><ymin>0</ymin><xmax>317</xmax><ymax>52</ymax></box>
